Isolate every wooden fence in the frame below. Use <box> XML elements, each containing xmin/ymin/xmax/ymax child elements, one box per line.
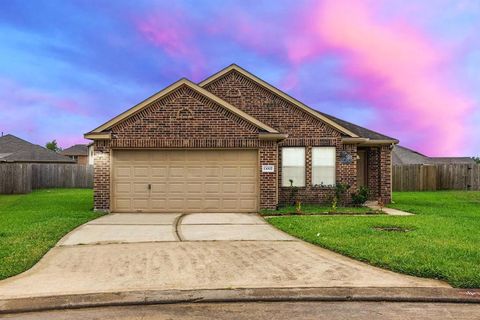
<box><xmin>393</xmin><ymin>164</ymin><xmax>480</xmax><ymax>191</ymax></box>
<box><xmin>0</xmin><ymin>163</ymin><xmax>93</xmax><ymax>194</ymax></box>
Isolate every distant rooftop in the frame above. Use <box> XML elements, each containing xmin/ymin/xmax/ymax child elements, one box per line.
<box><xmin>393</xmin><ymin>145</ymin><xmax>475</xmax><ymax>165</ymax></box>
<box><xmin>0</xmin><ymin>134</ymin><xmax>75</xmax><ymax>163</ymax></box>
<box><xmin>60</xmin><ymin>144</ymin><xmax>88</xmax><ymax>156</ymax></box>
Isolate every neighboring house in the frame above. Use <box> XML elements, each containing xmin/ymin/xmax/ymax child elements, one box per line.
<box><xmin>0</xmin><ymin>134</ymin><xmax>75</xmax><ymax>163</ymax></box>
<box><xmin>393</xmin><ymin>145</ymin><xmax>475</xmax><ymax>165</ymax></box>
<box><xmin>85</xmin><ymin>65</ymin><xmax>398</xmax><ymax>213</ymax></box>
<box><xmin>60</xmin><ymin>144</ymin><xmax>89</xmax><ymax>165</ymax></box>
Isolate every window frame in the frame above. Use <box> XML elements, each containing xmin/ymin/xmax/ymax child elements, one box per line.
<box><xmin>311</xmin><ymin>147</ymin><xmax>336</xmax><ymax>187</ymax></box>
<box><xmin>281</xmin><ymin>147</ymin><xmax>306</xmax><ymax>187</ymax></box>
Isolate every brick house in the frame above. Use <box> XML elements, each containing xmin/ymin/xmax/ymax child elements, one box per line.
<box><xmin>85</xmin><ymin>65</ymin><xmax>398</xmax><ymax>213</ymax></box>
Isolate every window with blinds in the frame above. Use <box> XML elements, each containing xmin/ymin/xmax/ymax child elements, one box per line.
<box><xmin>312</xmin><ymin>147</ymin><xmax>336</xmax><ymax>186</ymax></box>
<box><xmin>282</xmin><ymin>147</ymin><xmax>305</xmax><ymax>187</ymax></box>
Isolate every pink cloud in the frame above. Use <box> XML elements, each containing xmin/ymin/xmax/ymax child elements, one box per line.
<box><xmin>135</xmin><ymin>11</ymin><xmax>206</xmax><ymax>79</ymax></box>
<box><xmin>290</xmin><ymin>0</ymin><xmax>473</xmax><ymax>155</ymax></box>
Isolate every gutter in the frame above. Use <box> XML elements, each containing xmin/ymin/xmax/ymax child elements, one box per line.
<box><xmin>342</xmin><ymin>138</ymin><xmax>399</xmax><ymax>146</ymax></box>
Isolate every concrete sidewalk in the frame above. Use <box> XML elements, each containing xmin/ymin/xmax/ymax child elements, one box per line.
<box><xmin>365</xmin><ymin>201</ymin><xmax>414</xmax><ymax>216</ymax></box>
<box><xmin>0</xmin><ymin>213</ymin><xmax>449</xmax><ymax>312</ymax></box>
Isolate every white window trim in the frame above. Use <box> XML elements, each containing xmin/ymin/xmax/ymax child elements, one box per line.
<box><xmin>311</xmin><ymin>147</ymin><xmax>336</xmax><ymax>187</ymax></box>
<box><xmin>281</xmin><ymin>147</ymin><xmax>306</xmax><ymax>187</ymax></box>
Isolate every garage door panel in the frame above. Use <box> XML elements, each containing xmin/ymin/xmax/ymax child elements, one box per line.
<box><xmin>186</xmin><ymin>167</ymin><xmax>203</xmax><ymax>178</ymax></box>
<box><xmin>151</xmin><ymin>166</ymin><xmax>167</xmax><ymax>177</ymax></box>
<box><xmin>204</xmin><ymin>167</ymin><xmax>221</xmax><ymax>178</ymax></box>
<box><xmin>240</xmin><ymin>167</ymin><xmax>256</xmax><ymax>178</ymax></box>
<box><xmin>115</xmin><ymin>166</ymin><xmax>132</xmax><ymax>178</ymax></box>
<box><xmin>205</xmin><ymin>183</ymin><xmax>220</xmax><ymax>193</ymax></box>
<box><xmin>187</xmin><ymin>182</ymin><xmax>203</xmax><ymax>193</ymax></box>
<box><xmin>132</xmin><ymin>198</ymin><xmax>149</xmax><ymax>210</ymax></box>
<box><xmin>223</xmin><ymin>183</ymin><xmax>238</xmax><ymax>193</ymax></box>
<box><xmin>151</xmin><ymin>183</ymin><xmax>167</xmax><ymax>193</ymax></box>
<box><xmin>168</xmin><ymin>199</ymin><xmax>185</xmax><ymax>210</ymax></box>
<box><xmin>113</xmin><ymin>150</ymin><xmax>258</xmax><ymax>212</ymax></box>
<box><xmin>222</xmin><ymin>167</ymin><xmax>239</xmax><ymax>178</ymax></box>
<box><xmin>150</xmin><ymin>198</ymin><xmax>167</xmax><ymax>208</ymax></box>
<box><xmin>168</xmin><ymin>183</ymin><xmax>185</xmax><ymax>193</ymax></box>
<box><xmin>133</xmin><ymin>183</ymin><xmax>148</xmax><ymax>194</ymax></box>
<box><xmin>169</xmin><ymin>167</ymin><xmax>185</xmax><ymax>178</ymax></box>
<box><xmin>240</xmin><ymin>199</ymin><xmax>257</xmax><ymax>210</ymax></box>
<box><xmin>222</xmin><ymin>199</ymin><xmax>239</xmax><ymax>210</ymax></box>
<box><xmin>133</xmin><ymin>166</ymin><xmax>149</xmax><ymax>178</ymax></box>
<box><xmin>114</xmin><ymin>182</ymin><xmax>131</xmax><ymax>194</ymax></box>
<box><xmin>240</xmin><ymin>183</ymin><xmax>256</xmax><ymax>193</ymax></box>
<box><xmin>115</xmin><ymin>198</ymin><xmax>131</xmax><ymax>211</ymax></box>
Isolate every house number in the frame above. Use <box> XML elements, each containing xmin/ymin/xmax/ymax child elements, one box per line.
<box><xmin>262</xmin><ymin>165</ymin><xmax>275</xmax><ymax>173</ymax></box>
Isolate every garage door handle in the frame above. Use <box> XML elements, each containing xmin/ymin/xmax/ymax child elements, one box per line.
<box><xmin>148</xmin><ymin>184</ymin><xmax>151</xmax><ymax>190</ymax></box>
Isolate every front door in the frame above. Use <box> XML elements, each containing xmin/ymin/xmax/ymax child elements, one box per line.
<box><xmin>357</xmin><ymin>150</ymin><xmax>367</xmax><ymax>187</ymax></box>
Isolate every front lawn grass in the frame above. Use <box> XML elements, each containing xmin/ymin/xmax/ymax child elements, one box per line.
<box><xmin>0</xmin><ymin>189</ymin><xmax>102</xmax><ymax>280</ymax></box>
<box><xmin>260</xmin><ymin>204</ymin><xmax>376</xmax><ymax>216</ymax></box>
<box><xmin>267</xmin><ymin>191</ymin><xmax>480</xmax><ymax>288</ymax></box>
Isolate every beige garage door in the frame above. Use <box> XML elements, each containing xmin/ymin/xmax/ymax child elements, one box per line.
<box><xmin>112</xmin><ymin>150</ymin><xmax>258</xmax><ymax>213</ymax></box>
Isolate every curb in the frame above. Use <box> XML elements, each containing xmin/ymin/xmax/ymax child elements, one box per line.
<box><xmin>1</xmin><ymin>287</ymin><xmax>480</xmax><ymax>314</ymax></box>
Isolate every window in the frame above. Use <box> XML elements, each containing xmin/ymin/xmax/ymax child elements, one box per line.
<box><xmin>312</xmin><ymin>147</ymin><xmax>336</xmax><ymax>186</ymax></box>
<box><xmin>282</xmin><ymin>147</ymin><xmax>305</xmax><ymax>187</ymax></box>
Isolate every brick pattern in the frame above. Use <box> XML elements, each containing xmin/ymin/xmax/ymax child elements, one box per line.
<box><xmin>366</xmin><ymin>146</ymin><xmax>392</xmax><ymax>203</ymax></box>
<box><xmin>92</xmin><ymin>69</ymin><xmax>393</xmax><ymax>211</ymax></box>
<box><xmin>111</xmin><ymin>85</ymin><xmax>259</xmax><ymax>140</ymax></box>
<box><xmin>203</xmin><ymin>71</ymin><xmax>342</xmax><ymax>139</ymax></box>
<box><xmin>92</xmin><ymin>85</ymin><xmax>278</xmax><ymax>211</ymax></box>
<box><xmin>259</xmin><ymin>142</ymin><xmax>278</xmax><ymax>209</ymax></box>
<box><xmin>204</xmin><ymin>71</ymin><xmax>360</xmax><ymax>206</ymax></box>
<box><xmin>93</xmin><ymin>140</ymin><xmax>110</xmax><ymax>211</ymax></box>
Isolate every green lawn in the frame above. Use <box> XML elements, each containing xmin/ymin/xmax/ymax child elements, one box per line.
<box><xmin>267</xmin><ymin>191</ymin><xmax>480</xmax><ymax>288</ymax></box>
<box><xmin>0</xmin><ymin>189</ymin><xmax>102</xmax><ymax>280</ymax></box>
<box><xmin>260</xmin><ymin>204</ymin><xmax>376</xmax><ymax>216</ymax></box>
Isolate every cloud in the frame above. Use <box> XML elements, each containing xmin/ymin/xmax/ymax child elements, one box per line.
<box><xmin>286</xmin><ymin>0</ymin><xmax>474</xmax><ymax>155</ymax></box>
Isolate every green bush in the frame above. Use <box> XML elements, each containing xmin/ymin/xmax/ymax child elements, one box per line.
<box><xmin>351</xmin><ymin>186</ymin><xmax>369</xmax><ymax>206</ymax></box>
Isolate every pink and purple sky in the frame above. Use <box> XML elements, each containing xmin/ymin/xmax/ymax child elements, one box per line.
<box><xmin>1</xmin><ymin>0</ymin><xmax>479</xmax><ymax>156</ymax></box>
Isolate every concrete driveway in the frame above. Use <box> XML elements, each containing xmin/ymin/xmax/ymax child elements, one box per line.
<box><xmin>0</xmin><ymin>213</ymin><xmax>448</xmax><ymax>300</ymax></box>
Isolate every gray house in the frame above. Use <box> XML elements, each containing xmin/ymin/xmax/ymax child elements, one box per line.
<box><xmin>0</xmin><ymin>134</ymin><xmax>74</xmax><ymax>163</ymax></box>
<box><xmin>392</xmin><ymin>145</ymin><xmax>475</xmax><ymax>165</ymax></box>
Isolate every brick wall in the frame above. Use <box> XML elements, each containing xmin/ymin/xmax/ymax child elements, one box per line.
<box><xmin>366</xmin><ymin>146</ymin><xmax>392</xmax><ymax>203</ymax></box>
<box><xmin>203</xmin><ymin>71</ymin><xmax>341</xmax><ymax>139</ymax></box>
<box><xmin>92</xmin><ymin>85</ymin><xmax>278</xmax><ymax>211</ymax></box>
<box><xmin>204</xmin><ymin>70</ymin><xmax>359</xmax><ymax>206</ymax></box>
<box><xmin>93</xmin><ymin>140</ymin><xmax>110</xmax><ymax>211</ymax></box>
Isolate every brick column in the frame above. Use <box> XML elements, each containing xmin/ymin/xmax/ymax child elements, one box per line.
<box><xmin>259</xmin><ymin>141</ymin><xmax>278</xmax><ymax>209</ymax></box>
<box><xmin>379</xmin><ymin>145</ymin><xmax>392</xmax><ymax>204</ymax></box>
<box><xmin>93</xmin><ymin>140</ymin><xmax>111</xmax><ymax>212</ymax></box>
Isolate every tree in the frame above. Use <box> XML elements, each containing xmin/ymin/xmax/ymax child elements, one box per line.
<box><xmin>45</xmin><ymin>140</ymin><xmax>62</xmax><ymax>152</ymax></box>
<box><xmin>472</xmin><ymin>157</ymin><xmax>480</xmax><ymax>164</ymax></box>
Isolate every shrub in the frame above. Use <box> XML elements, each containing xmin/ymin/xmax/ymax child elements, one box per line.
<box><xmin>331</xmin><ymin>183</ymin><xmax>350</xmax><ymax>210</ymax></box>
<box><xmin>351</xmin><ymin>186</ymin><xmax>369</xmax><ymax>206</ymax></box>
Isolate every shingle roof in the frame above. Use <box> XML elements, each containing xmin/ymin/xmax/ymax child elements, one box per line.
<box><xmin>60</xmin><ymin>144</ymin><xmax>88</xmax><ymax>156</ymax></box>
<box><xmin>318</xmin><ymin>112</ymin><xmax>398</xmax><ymax>141</ymax></box>
<box><xmin>393</xmin><ymin>145</ymin><xmax>476</xmax><ymax>165</ymax></box>
<box><xmin>392</xmin><ymin>145</ymin><xmax>430</xmax><ymax>165</ymax></box>
<box><xmin>0</xmin><ymin>134</ymin><xmax>75</xmax><ymax>163</ymax></box>
<box><xmin>430</xmin><ymin>157</ymin><xmax>476</xmax><ymax>164</ymax></box>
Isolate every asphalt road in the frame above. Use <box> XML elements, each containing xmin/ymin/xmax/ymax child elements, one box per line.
<box><xmin>3</xmin><ymin>301</ymin><xmax>480</xmax><ymax>320</ymax></box>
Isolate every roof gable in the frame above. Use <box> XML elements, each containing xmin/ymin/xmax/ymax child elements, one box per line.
<box><xmin>199</xmin><ymin>64</ymin><xmax>359</xmax><ymax>138</ymax></box>
<box><xmin>85</xmin><ymin>78</ymin><xmax>278</xmax><ymax>139</ymax></box>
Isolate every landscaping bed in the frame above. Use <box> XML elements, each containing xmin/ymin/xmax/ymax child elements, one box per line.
<box><xmin>267</xmin><ymin>191</ymin><xmax>480</xmax><ymax>288</ymax></box>
<box><xmin>260</xmin><ymin>204</ymin><xmax>382</xmax><ymax>216</ymax></box>
<box><xmin>0</xmin><ymin>189</ymin><xmax>102</xmax><ymax>280</ymax></box>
